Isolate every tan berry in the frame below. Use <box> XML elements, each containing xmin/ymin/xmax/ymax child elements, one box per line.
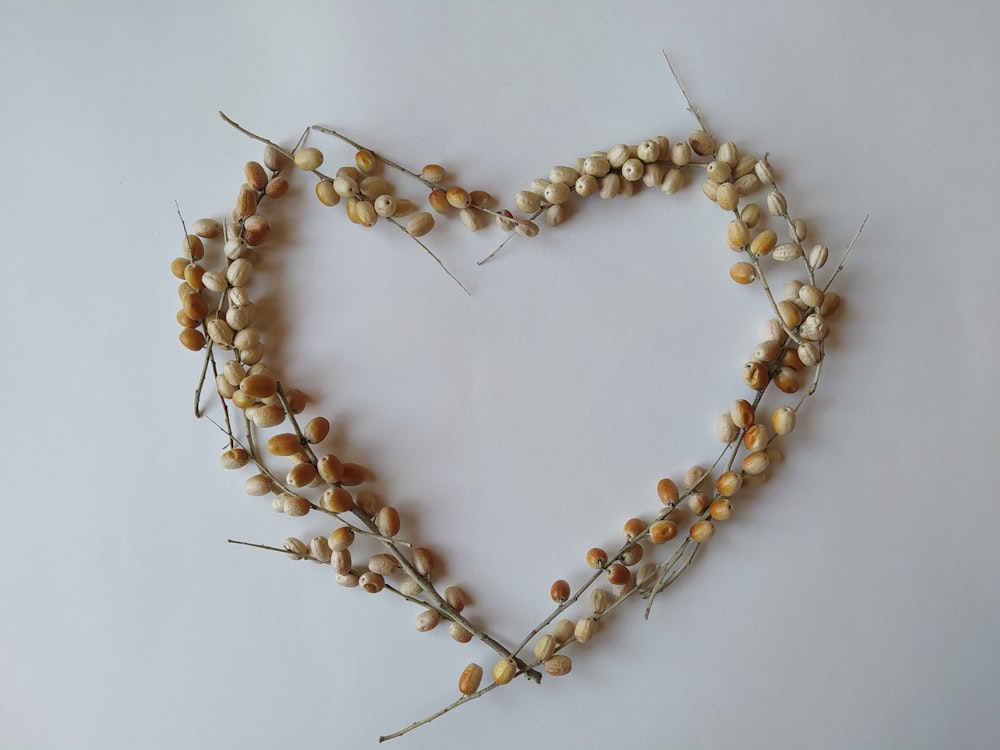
<box><xmin>450</xmin><ymin>622</ymin><xmax>473</xmax><ymax>643</ymax></box>
<box><xmin>376</xmin><ymin>506</ymin><xmax>401</xmax><ymax>537</ymax></box>
<box><xmin>420</xmin><ymin>164</ymin><xmax>446</xmax><ymax>184</ymax></box>
<box><xmin>709</xmin><ymin>499</ymin><xmax>733</xmax><ymax>521</ymax></box>
<box><xmin>690</xmin><ymin>520</ymin><xmax>715</xmax><ymax>542</ymax></box>
<box><xmin>586</xmin><ymin>547</ymin><xmax>609</xmax><ymax>569</ymax></box>
<box><xmin>623</xmin><ymin>517</ymin><xmax>646</xmax><ymax>541</ymax></box>
<box><xmin>321</xmin><ymin>487</ymin><xmax>354</xmax><ymax>514</ymax></box>
<box><xmin>656</xmin><ymin>477</ymin><xmax>680</xmax><ymax>505</ymax></box>
<box><xmin>266</xmin><ymin>433</ymin><xmax>301</xmax><ymax>457</ymax></box>
<box><xmin>649</xmin><ymin>519</ymin><xmax>679</xmax><ymax>544</ymax></box>
<box><xmin>340</xmin><ymin>462</ymin><xmax>365</xmax><ymax>486</ymax></box>
<box><xmin>302</xmin><ymin>416</ymin><xmax>330</xmax><ymax>444</ymax></box>
<box><xmin>716</xmin><ymin>471</ymin><xmax>742</xmax><ymax>497</ymax></box>
<box><xmin>544</xmin><ymin>655</ymin><xmax>573</xmax><ymax>677</ymax></box>
<box><xmin>359</xmin><ymin>571</ymin><xmax>385</xmax><ymax>593</ymax></box>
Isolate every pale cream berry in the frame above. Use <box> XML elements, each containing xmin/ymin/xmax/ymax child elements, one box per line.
<box><xmin>450</xmin><ymin>622</ymin><xmax>473</xmax><ymax>643</ymax></box>
<box><xmin>702</xmin><ymin>178</ymin><xmax>719</xmax><ymax>202</ymax></box>
<box><xmin>420</xmin><ymin>164</ymin><xmax>446</xmax><ymax>183</ymax></box>
<box><xmin>220</xmin><ymin>448</ymin><xmax>249</xmax><ymax>470</ymax></box>
<box><xmin>367</xmin><ymin>554</ymin><xmax>399</xmax><ymax>576</ymax></box>
<box><xmin>808</xmin><ymin>243</ymin><xmax>829</xmax><ymax>269</ymax></box>
<box><xmin>293</xmin><ymin>147</ymin><xmax>324</xmax><ymax>171</ymax></box>
<box><xmin>599</xmin><ymin>173</ymin><xmax>621</xmax><ymax>199</ymax></box>
<box><xmin>310</xmin><ymin>536</ymin><xmax>332</xmax><ymax>563</ymax></box>
<box><xmin>405</xmin><ymin>211</ymin><xmax>436</xmax><ymax>238</ymax></box>
<box><xmin>661</xmin><ymin>168</ymin><xmax>684</xmax><ymax>194</ymax></box>
<box><xmin>514</xmin><ymin>190</ymin><xmax>541</xmax><ymax>212</ymax></box>
<box><xmin>589</xmin><ymin>588</ymin><xmax>609</xmax><ymax>615</ymax></box>
<box><xmin>637</xmin><ymin>138</ymin><xmax>661</xmax><ymax>163</ymax></box>
<box><xmin>330</xmin><ymin>549</ymin><xmax>353</xmax><ymax>575</ymax></box>
<box><xmin>575</xmin><ymin>174</ymin><xmax>598</xmax><ymax>197</ymax></box>
<box><xmin>607</xmin><ymin>144</ymin><xmax>631</xmax><ymax>168</ymax></box>
<box><xmin>192</xmin><ymin>218</ymin><xmax>222</xmax><ymax>238</ymax></box>
<box><xmin>772</xmin><ymin>405</ymin><xmax>797</xmax><ymax>435</ymax></box>
<box><xmin>534</xmin><ymin>635</ymin><xmax>556</xmax><ymax>661</ymax></box>
<box><xmin>743</xmin><ymin>424</ymin><xmax>770</xmax><ymax>452</ymax></box>
<box><xmin>493</xmin><ymin>659</ymin><xmax>517</xmax><ymax>685</ymax></box>
<box><xmin>516</xmin><ymin>219</ymin><xmax>539</xmax><ymax>238</ymax></box>
<box><xmin>543</xmin><ymin>182</ymin><xmax>571</xmax><ymax>204</ymax></box>
<box><xmin>750</xmin><ymin>229</ymin><xmax>777</xmax><ymax>256</ymax></box>
<box><xmin>415</xmin><ymin>609</ymin><xmax>440</xmax><ymax>632</ymax></box>
<box><xmin>244</xmin><ymin>474</ymin><xmax>272</xmax><ymax>496</ymax></box>
<box><xmin>773</xmin><ymin>242</ymin><xmax>804</xmax><ymax>262</ymax></box>
<box><xmin>798</xmin><ymin>342</ymin><xmax>822</xmax><ymax>367</ymax></box>
<box><xmin>621</xmin><ymin>158</ymin><xmax>645</xmax><ymax>182</ymax></box>
<box><xmin>583</xmin><ymin>155</ymin><xmax>611</xmax><ymax>176</ymax></box>
<box><xmin>754</xmin><ymin>157</ymin><xmax>776</xmax><ymax>184</ymax></box>
<box><xmin>283</xmin><ymin>537</ymin><xmax>308</xmax><ymax>560</ymax></box>
<box><xmin>742</xmin><ymin>451</ymin><xmax>770</xmax><ymax>475</ymax></box>
<box><xmin>686</xmin><ymin>495</ymin><xmax>711</xmax><ymax>516</ymax></box>
<box><xmin>717</xmin><ymin>183</ymin><xmax>739</xmax><ymax>211</ymax></box>
<box><xmin>552</xmin><ymin>619</ymin><xmax>575</xmax><ymax>644</ymax></box>
<box><xmin>444</xmin><ymin>586</ymin><xmax>466</xmax><ymax>612</ymax></box>
<box><xmin>706</xmin><ymin>160</ymin><xmax>732</xmax><ymax>184</ymax></box>
<box><xmin>717</xmin><ymin>413</ymin><xmax>739</xmax><ymax>442</ymax></box>
<box><xmin>575</xmin><ymin>617</ymin><xmax>597</xmax><ymax>644</ymax></box>
<box><xmin>767</xmin><ymin>190</ymin><xmax>788</xmax><ymax>216</ymax></box>
<box><xmin>670</xmin><ymin>141</ymin><xmax>692</xmax><ymax>166</ymax></box>
<box><xmin>684</xmin><ymin>466</ymin><xmax>707</xmax><ymax>489</ymax></box>
<box><xmin>549</xmin><ymin>165</ymin><xmax>579</xmax><ymax>184</ymax></box>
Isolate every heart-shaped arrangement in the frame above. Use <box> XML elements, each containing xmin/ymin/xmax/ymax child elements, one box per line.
<box><xmin>170</xmin><ymin>79</ymin><xmax>858</xmax><ymax>741</ymax></box>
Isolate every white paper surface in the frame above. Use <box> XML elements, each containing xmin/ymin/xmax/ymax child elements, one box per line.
<box><xmin>2</xmin><ymin>1</ymin><xmax>998</xmax><ymax>748</ymax></box>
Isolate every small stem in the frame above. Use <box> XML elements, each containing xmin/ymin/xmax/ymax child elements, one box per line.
<box><xmin>386</xmin><ymin>217</ymin><xmax>470</xmax><ymax>295</ymax></box>
<box><xmin>663</xmin><ymin>50</ymin><xmax>709</xmax><ymax>134</ymax></box>
<box><xmin>823</xmin><ymin>214</ymin><xmax>867</xmax><ymax>294</ymax></box>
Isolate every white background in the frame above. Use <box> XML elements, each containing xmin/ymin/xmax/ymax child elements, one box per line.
<box><xmin>2</xmin><ymin>1</ymin><xmax>998</xmax><ymax>748</ymax></box>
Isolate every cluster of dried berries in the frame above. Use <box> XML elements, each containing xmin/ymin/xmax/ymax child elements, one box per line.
<box><xmin>171</xmin><ymin>109</ymin><xmax>856</xmax><ymax>742</ymax></box>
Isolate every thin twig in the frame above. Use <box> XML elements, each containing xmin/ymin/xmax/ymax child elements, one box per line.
<box><xmin>823</xmin><ymin>214</ymin><xmax>868</xmax><ymax>293</ymax></box>
<box><xmin>663</xmin><ymin>50</ymin><xmax>709</xmax><ymax>134</ymax></box>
